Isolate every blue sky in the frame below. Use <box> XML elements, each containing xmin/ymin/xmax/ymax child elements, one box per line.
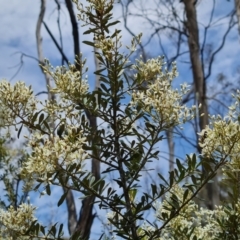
<box><xmin>0</xmin><ymin>0</ymin><xmax>240</xmax><ymax>239</ymax></box>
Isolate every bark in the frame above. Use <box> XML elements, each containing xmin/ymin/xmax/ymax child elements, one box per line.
<box><xmin>64</xmin><ymin>188</ymin><xmax>77</xmax><ymax>235</ymax></box>
<box><xmin>234</xmin><ymin>0</ymin><xmax>240</xmax><ymax>205</ymax></box>
<box><xmin>74</xmin><ymin>113</ymin><xmax>99</xmax><ymax>239</ymax></box>
<box><xmin>65</xmin><ymin>0</ymin><xmax>80</xmax><ymax>60</ymax></box>
<box><xmin>74</xmin><ymin>39</ymin><xmax>101</xmax><ymax>240</ymax></box>
<box><xmin>37</xmin><ymin>1</ymin><xmax>78</xmax><ymax>235</ymax></box>
<box><xmin>37</xmin><ymin>0</ymin><xmax>100</xmax><ymax>237</ymax></box>
<box><xmin>235</xmin><ymin>0</ymin><xmax>240</xmax><ymax>37</ymax></box>
<box><xmin>65</xmin><ymin>0</ymin><xmax>100</xmax><ymax>238</ymax></box>
<box><xmin>36</xmin><ymin>0</ymin><xmax>53</xmax><ymax>102</ymax></box>
<box><xmin>166</xmin><ymin>129</ymin><xmax>174</xmax><ymax>172</ymax></box>
<box><xmin>182</xmin><ymin>0</ymin><xmax>219</xmax><ymax>210</ymax></box>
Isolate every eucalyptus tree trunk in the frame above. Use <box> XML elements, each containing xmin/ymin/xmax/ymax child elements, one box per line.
<box><xmin>166</xmin><ymin>129</ymin><xmax>174</xmax><ymax>172</ymax></box>
<box><xmin>65</xmin><ymin>0</ymin><xmax>100</xmax><ymax>238</ymax></box>
<box><xmin>235</xmin><ymin>0</ymin><xmax>240</xmax><ymax>37</ymax></box>
<box><xmin>182</xmin><ymin>0</ymin><xmax>219</xmax><ymax>210</ymax></box>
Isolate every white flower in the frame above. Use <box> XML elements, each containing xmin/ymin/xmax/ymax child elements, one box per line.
<box><xmin>153</xmin><ymin>185</ymin><xmax>226</xmax><ymax>239</ymax></box>
<box><xmin>21</xmin><ymin>126</ymin><xmax>89</xmax><ymax>183</ymax></box>
<box><xmin>0</xmin><ymin>80</ymin><xmax>37</xmax><ymax>127</ymax></box>
<box><xmin>45</xmin><ymin>63</ymin><xmax>89</xmax><ymax>103</ymax></box>
<box><xmin>0</xmin><ymin>203</ymin><xmax>36</xmax><ymax>236</ymax></box>
<box><xmin>130</xmin><ymin>59</ymin><xmax>194</xmax><ymax>127</ymax></box>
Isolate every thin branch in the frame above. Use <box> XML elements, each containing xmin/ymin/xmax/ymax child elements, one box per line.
<box><xmin>36</xmin><ymin>0</ymin><xmax>54</xmax><ymax>103</ymax></box>
<box><xmin>205</xmin><ymin>12</ymin><xmax>236</xmax><ymax>80</ymax></box>
<box><xmin>151</xmin><ymin>158</ymin><xmax>227</xmax><ymax>239</ymax></box>
<box><xmin>64</xmin><ymin>0</ymin><xmax>101</xmax><ymax>238</ymax></box>
<box><xmin>42</xmin><ymin>21</ymin><xmax>69</xmax><ymax>64</ymax></box>
<box><xmin>9</xmin><ymin>52</ymin><xmax>39</xmax><ymax>81</ymax></box>
<box><xmin>65</xmin><ymin>0</ymin><xmax>80</xmax><ymax>59</ymax></box>
<box><xmin>54</xmin><ymin>0</ymin><xmax>65</xmax><ymax>66</ymax></box>
<box><xmin>35</xmin><ymin>91</ymin><xmax>49</xmax><ymax>96</ymax></box>
<box><xmin>120</xmin><ymin>1</ymin><xmax>147</xmax><ymax>61</ymax></box>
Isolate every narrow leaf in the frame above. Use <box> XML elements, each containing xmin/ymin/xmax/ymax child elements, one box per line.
<box><xmin>17</xmin><ymin>124</ymin><xmax>23</xmax><ymax>139</ymax></box>
<box><xmin>43</xmin><ymin>120</ymin><xmax>50</xmax><ymax>132</ymax></box>
<box><xmin>106</xmin><ymin>20</ymin><xmax>120</xmax><ymax>28</ymax></box>
<box><xmin>38</xmin><ymin>113</ymin><xmax>44</xmax><ymax>124</ymax></box>
<box><xmin>151</xmin><ymin>184</ymin><xmax>157</xmax><ymax>197</ymax></box>
<box><xmin>100</xmin><ymin>83</ymin><xmax>108</xmax><ymax>92</ymax></box>
<box><xmin>58</xmin><ymin>191</ymin><xmax>68</xmax><ymax>207</ymax></box>
<box><xmin>31</xmin><ymin>111</ymin><xmax>39</xmax><ymax>123</ymax></box>
<box><xmin>58</xmin><ymin>224</ymin><xmax>64</xmax><ymax>237</ymax></box>
<box><xmin>82</xmin><ymin>40</ymin><xmax>95</xmax><ymax>47</ymax></box>
<box><xmin>46</xmin><ymin>184</ymin><xmax>51</xmax><ymax>195</ymax></box>
<box><xmin>57</xmin><ymin>124</ymin><xmax>65</xmax><ymax>138</ymax></box>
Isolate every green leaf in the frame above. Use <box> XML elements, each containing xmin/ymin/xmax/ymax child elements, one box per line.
<box><xmin>145</xmin><ymin>122</ymin><xmax>155</xmax><ymax>131</ymax></box>
<box><xmin>38</xmin><ymin>113</ymin><xmax>44</xmax><ymax>124</ymax></box>
<box><xmin>50</xmin><ymin>224</ymin><xmax>57</xmax><ymax>236</ymax></box>
<box><xmin>123</xmin><ymin>72</ymin><xmax>130</xmax><ymax>86</ymax></box>
<box><xmin>129</xmin><ymin>188</ymin><xmax>137</xmax><ymax>201</ymax></box>
<box><xmin>89</xmin><ymin>15</ymin><xmax>98</xmax><ymax>25</ymax></box>
<box><xmin>114</xmin><ymin>179</ymin><xmax>123</xmax><ymax>188</ymax></box>
<box><xmin>82</xmin><ymin>40</ymin><xmax>95</xmax><ymax>47</ymax></box>
<box><xmin>58</xmin><ymin>223</ymin><xmax>64</xmax><ymax>237</ymax></box>
<box><xmin>31</xmin><ymin>111</ymin><xmax>39</xmax><ymax>123</ymax></box>
<box><xmin>202</xmin><ymin>159</ymin><xmax>214</xmax><ymax>173</ymax></box>
<box><xmin>100</xmin><ymin>83</ymin><xmax>109</xmax><ymax>92</ymax></box>
<box><xmin>17</xmin><ymin>124</ymin><xmax>23</xmax><ymax>139</ymax></box>
<box><xmin>99</xmin><ymin>179</ymin><xmax>107</xmax><ymax>193</ymax></box>
<box><xmin>111</xmin><ymin>29</ymin><xmax>122</xmax><ymax>39</ymax></box>
<box><xmin>183</xmin><ymin>189</ymin><xmax>189</xmax><ymax>202</ymax></box>
<box><xmin>176</xmin><ymin>158</ymin><xmax>183</xmax><ymax>172</ymax></box>
<box><xmin>95</xmin><ymin>52</ymin><xmax>106</xmax><ymax>65</ymax></box>
<box><xmin>43</xmin><ymin>120</ymin><xmax>50</xmax><ymax>132</ymax></box>
<box><xmin>57</xmin><ymin>124</ymin><xmax>65</xmax><ymax>139</ymax></box>
<box><xmin>131</xmin><ymin>140</ymin><xmax>136</xmax><ymax>148</ymax></box>
<box><xmin>169</xmin><ymin>171</ymin><xmax>174</xmax><ymax>187</ymax></box>
<box><xmin>107</xmin><ymin>187</ymin><xmax>112</xmax><ymax>196</ymax></box>
<box><xmin>158</xmin><ymin>173</ymin><xmax>169</xmax><ymax>186</ymax></box>
<box><xmin>192</xmin><ymin>153</ymin><xmax>197</xmax><ymax>168</ymax></box>
<box><xmin>191</xmin><ymin>175</ymin><xmax>197</xmax><ymax>185</ymax></box>
<box><xmin>58</xmin><ymin>191</ymin><xmax>68</xmax><ymax>207</ymax></box>
<box><xmin>117</xmin><ymin>69</ymin><xmax>124</xmax><ymax>77</ymax></box>
<box><xmin>40</xmin><ymin>225</ymin><xmax>45</xmax><ymax>235</ymax></box>
<box><xmin>83</xmin><ymin>27</ymin><xmax>99</xmax><ymax>35</ymax></box>
<box><xmin>151</xmin><ymin>184</ymin><xmax>157</xmax><ymax>197</ymax></box>
<box><xmin>106</xmin><ymin>20</ymin><xmax>120</xmax><ymax>28</ymax></box>
<box><xmin>34</xmin><ymin>182</ymin><xmax>42</xmax><ymax>191</ymax></box>
<box><xmin>94</xmin><ymin>67</ymin><xmax>107</xmax><ymax>75</ymax></box>
<box><xmin>105</xmin><ymin>4</ymin><xmax>113</xmax><ymax>14</ymax></box>
<box><xmin>46</xmin><ymin>184</ymin><xmax>51</xmax><ymax>195</ymax></box>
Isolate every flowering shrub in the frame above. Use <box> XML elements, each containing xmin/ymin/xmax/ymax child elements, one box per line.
<box><xmin>0</xmin><ymin>204</ymin><xmax>36</xmax><ymax>239</ymax></box>
<box><xmin>0</xmin><ymin>0</ymin><xmax>240</xmax><ymax>239</ymax></box>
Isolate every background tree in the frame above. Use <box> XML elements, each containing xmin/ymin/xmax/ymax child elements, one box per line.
<box><xmin>120</xmin><ymin>0</ymin><xmax>239</xmax><ymax>210</ymax></box>
<box><xmin>0</xmin><ymin>0</ymin><xmax>240</xmax><ymax>239</ymax></box>
<box><xmin>0</xmin><ymin>0</ymin><xmax>100</xmax><ymax>238</ymax></box>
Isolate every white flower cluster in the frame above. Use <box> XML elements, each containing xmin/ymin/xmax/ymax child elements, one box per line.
<box><xmin>0</xmin><ymin>203</ymin><xmax>36</xmax><ymax>237</ymax></box>
<box><xmin>199</xmin><ymin>91</ymin><xmax>240</xmax><ymax>168</ymax></box>
<box><xmin>94</xmin><ymin>34</ymin><xmax>122</xmax><ymax>61</ymax></box>
<box><xmin>74</xmin><ymin>0</ymin><xmax>114</xmax><ymax>26</ymax></box>
<box><xmin>154</xmin><ymin>185</ymin><xmax>226</xmax><ymax>239</ymax></box>
<box><xmin>21</xmin><ymin>126</ymin><xmax>88</xmax><ymax>182</ymax></box>
<box><xmin>130</xmin><ymin>58</ymin><xmax>194</xmax><ymax>127</ymax></box>
<box><xmin>133</xmin><ymin>56</ymin><xmax>169</xmax><ymax>82</ymax></box>
<box><xmin>199</xmin><ymin>118</ymin><xmax>240</xmax><ymax>160</ymax></box>
<box><xmin>0</xmin><ymin>80</ymin><xmax>37</xmax><ymax>127</ymax></box>
<box><xmin>0</xmin><ymin>64</ymin><xmax>90</xmax><ymax>184</ymax></box>
<box><xmin>46</xmin><ymin>63</ymin><xmax>89</xmax><ymax>104</ymax></box>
